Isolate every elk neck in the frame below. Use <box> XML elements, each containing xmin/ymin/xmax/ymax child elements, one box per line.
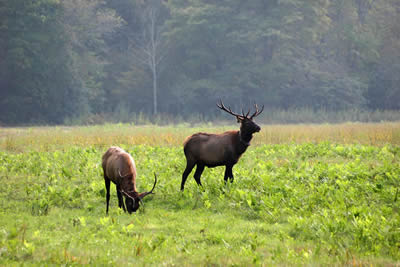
<box><xmin>238</xmin><ymin>130</ymin><xmax>252</xmax><ymax>148</ymax></box>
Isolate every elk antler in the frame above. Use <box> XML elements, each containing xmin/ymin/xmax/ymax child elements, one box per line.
<box><xmin>218</xmin><ymin>99</ymin><xmax>264</xmax><ymax>119</ymax></box>
<box><xmin>217</xmin><ymin>99</ymin><xmax>244</xmax><ymax>119</ymax></box>
<box><xmin>138</xmin><ymin>173</ymin><xmax>157</xmax><ymax>200</ymax></box>
<box><xmin>149</xmin><ymin>173</ymin><xmax>157</xmax><ymax>193</ymax></box>
<box><xmin>241</xmin><ymin>107</ymin><xmax>250</xmax><ymax>118</ymax></box>
<box><xmin>120</xmin><ymin>189</ymin><xmax>136</xmax><ymax>205</ymax></box>
<box><xmin>250</xmin><ymin>103</ymin><xmax>264</xmax><ymax>119</ymax></box>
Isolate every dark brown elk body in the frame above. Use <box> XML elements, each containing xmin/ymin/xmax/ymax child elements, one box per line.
<box><xmin>102</xmin><ymin>146</ymin><xmax>156</xmax><ymax>214</ymax></box>
<box><xmin>181</xmin><ymin>100</ymin><xmax>263</xmax><ymax>190</ymax></box>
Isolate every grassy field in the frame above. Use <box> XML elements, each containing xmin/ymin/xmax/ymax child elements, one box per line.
<box><xmin>0</xmin><ymin>123</ymin><xmax>399</xmax><ymax>265</ymax></box>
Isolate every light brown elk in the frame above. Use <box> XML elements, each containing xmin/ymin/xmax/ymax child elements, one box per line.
<box><xmin>181</xmin><ymin>99</ymin><xmax>264</xmax><ymax>190</ymax></box>
<box><xmin>102</xmin><ymin>146</ymin><xmax>157</xmax><ymax>214</ymax></box>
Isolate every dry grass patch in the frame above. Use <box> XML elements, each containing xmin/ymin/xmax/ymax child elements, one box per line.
<box><xmin>0</xmin><ymin>122</ymin><xmax>399</xmax><ymax>152</ymax></box>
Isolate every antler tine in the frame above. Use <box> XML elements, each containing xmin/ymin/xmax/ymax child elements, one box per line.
<box><xmin>120</xmin><ymin>189</ymin><xmax>136</xmax><ymax>203</ymax></box>
<box><xmin>250</xmin><ymin>103</ymin><xmax>264</xmax><ymax>119</ymax></box>
<box><xmin>149</xmin><ymin>173</ymin><xmax>157</xmax><ymax>193</ymax></box>
<box><xmin>253</xmin><ymin>103</ymin><xmax>259</xmax><ymax>115</ymax></box>
<box><xmin>241</xmin><ymin>106</ymin><xmax>251</xmax><ymax>118</ymax></box>
<box><xmin>216</xmin><ymin>99</ymin><xmax>223</xmax><ymax>108</ymax></box>
<box><xmin>258</xmin><ymin>104</ymin><xmax>264</xmax><ymax>116</ymax></box>
<box><xmin>217</xmin><ymin>99</ymin><xmax>231</xmax><ymax>113</ymax></box>
<box><xmin>137</xmin><ymin>173</ymin><xmax>157</xmax><ymax>200</ymax></box>
<box><xmin>217</xmin><ymin>99</ymin><xmax>243</xmax><ymax>118</ymax></box>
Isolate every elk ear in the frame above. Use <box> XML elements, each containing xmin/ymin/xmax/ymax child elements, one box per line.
<box><xmin>236</xmin><ymin>116</ymin><xmax>242</xmax><ymax>123</ymax></box>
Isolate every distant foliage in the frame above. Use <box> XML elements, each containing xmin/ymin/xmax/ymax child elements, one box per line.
<box><xmin>0</xmin><ymin>0</ymin><xmax>399</xmax><ymax>124</ymax></box>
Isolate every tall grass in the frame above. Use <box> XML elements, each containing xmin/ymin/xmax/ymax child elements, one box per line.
<box><xmin>260</xmin><ymin>108</ymin><xmax>400</xmax><ymax>124</ymax></box>
<box><xmin>1</xmin><ymin>122</ymin><xmax>399</xmax><ymax>152</ymax></box>
<box><xmin>61</xmin><ymin>108</ymin><xmax>400</xmax><ymax>126</ymax></box>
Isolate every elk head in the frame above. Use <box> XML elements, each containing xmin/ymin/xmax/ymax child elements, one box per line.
<box><xmin>217</xmin><ymin>99</ymin><xmax>264</xmax><ymax>136</ymax></box>
<box><xmin>119</xmin><ymin>173</ymin><xmax>157</xmax><ymax>213</ymax></box>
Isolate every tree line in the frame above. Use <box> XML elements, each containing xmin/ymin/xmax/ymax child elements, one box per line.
<box><xmin>0</xmin><ymin>0</ymin><xmax>399</xmax><ymax>124</ymax></box>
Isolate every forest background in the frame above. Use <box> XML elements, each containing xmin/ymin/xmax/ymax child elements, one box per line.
<box><xmin>1</xmin><ymin>0</ymin><xmax>399</xmax><ymax>125</ymax></box>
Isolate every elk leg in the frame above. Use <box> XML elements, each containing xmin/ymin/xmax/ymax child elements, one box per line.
<box><xmin>224</xmin><ymin>165</ymin><xmax>234</xmax><ymax>183</ymax></box>
<box><xmin>193</xmin><ymin>164</ymin><xmax>205</xmax><ymax>186</ymax></box>
<box><xmin>228</xmin><ymin>167</ymin><xmax>234</xmax><ymax>183</ymax></box>
<box><xmin>224</xmin><ymin>167</ymin><xmax>229</xmax><ymax>183</ymax></box>
<box><xmin>181</xmin><ymin>160</ymin><xmax>195</xmax><ymax>191</ymax></box>
<box><xmin>104</xmin><ymin>176</ymin><xmax>111</xmax><ymax>215</ymax></box>
<box><xmin>116</xmin><ymin>185</ymin><xmax>126</xmax><ymax>212</ymax></box>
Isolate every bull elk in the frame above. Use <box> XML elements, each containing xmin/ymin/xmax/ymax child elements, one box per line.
<box><xmin>102</xmin><ymin>146</ymin><xmax>157</xmax><ymax>214</ymax></box>
<box><xmin>181</xmin><ymin>99</ymin><xmax>264</xmax><ymax>190</ymax></box>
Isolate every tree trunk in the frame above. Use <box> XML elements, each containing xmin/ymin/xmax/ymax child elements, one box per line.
<box><xmin>153</xmin><ymin>65</ymin><xmax>157</xmax><ymax>115</ymax></box>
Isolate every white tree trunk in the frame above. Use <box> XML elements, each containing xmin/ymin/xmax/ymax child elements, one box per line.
<box><xmin>153</xmin><ymin>65</ymin><xmax>157</xmax><ymax>115</ymax></box>
<box><xmin>130</xmin><ymin>3</ymin><xmax>166</xmax><ymax>115</ymax></box>
<box><xmin>150</xmin><ymin>8</ymin><xmax>158</xmax><ymax>115</ymax></box>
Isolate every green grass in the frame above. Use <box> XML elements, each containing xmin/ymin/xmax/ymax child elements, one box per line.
<box><xmin>0</xmin><ymin>125</ymin><xmax>400</xmax><ymax>265</ymax></box>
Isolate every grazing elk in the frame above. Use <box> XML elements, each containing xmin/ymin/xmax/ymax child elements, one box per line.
<box><xmin>180</xmin><ymin>99</ymin><xmax>264</xmax><ymax>190</ymax></box>
<box><xmin>102</xmin><ymin>146</ymin><xmax>157</xmax><ymax>214</ymax></box>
